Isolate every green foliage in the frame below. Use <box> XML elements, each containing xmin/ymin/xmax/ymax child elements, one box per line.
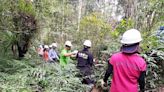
<box><xmin>18</xmin><ymin>0</ymin><xmax>35</xmax><ymax>15</ymax></box>
<box><xmin>113</xmin><ymin>18</ymin><xmax>134</xmax><ymax>38</ymax></box>
<box><xmin>0</xmin><ymin>0</ymin><xmax>37</xmax><ymax>57</ymax></box>
<box><xmin>141</xmin><ymin>32</ymin><xmax>159</xmax><ymax>52</ymax></box>
<box><xmin>33</xmin><ymin>0</ymin><xmax>77</xmax><ymax>46</ymax></box>
<box><xmin>0</xmin><ymin>57</ymin><xmax>90</xmax><ymax>92</ymax></box>
<box><xmin>79</xmin><ymin>13</ymin><xmax>112</xmax><ymax>56</ymax></box>
<box><xmin>141</xmin><ymin>48</ymin><xmax>164</xmax><ymax>89</ymax></box>
<box><xmin>0</xmin><ymin>31</ymin><xmax>17</xmax><ymax>56</ymax></box>
<box><xmin>0</xmin><ymin>0</ymin><xmax>164</xmax><ymax>91</ymax></box>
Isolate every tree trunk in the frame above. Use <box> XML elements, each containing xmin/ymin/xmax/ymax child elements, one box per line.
<box><xmin>77</xmin><ymin>0</ymin><xmax>82</xmax><ymax>32</ymax></box>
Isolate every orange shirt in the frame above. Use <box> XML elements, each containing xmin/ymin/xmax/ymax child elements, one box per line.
<box><xmin>43</xmin><ymin>51</ymin><xmax>49</xmax><ymax>61</ymax></box>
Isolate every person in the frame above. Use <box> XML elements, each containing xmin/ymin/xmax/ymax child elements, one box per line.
<box><xmin>76</xmin><ymin>40</ymin><xmax>94</xmax><ymax>85</ymax></box>
<box><xmin>43</xmin><ymin>45</ymin><xmax>49</xmax><ymax>62</ymax></box>
<box><xmin>59</xmin><ymin>41</ymin><xmax>77</xmax><ymax>66</ymax></box>
<box><xmin>48</xmin><ymin>43</ymin><xmax>59</xmax><ymax>62</ymax></box>
<box><xmin>101</xmin><ymin>29</ymin><xmax>147</xmax><ymax>92</ymax></box>
<box><xmin>157</xmin><ymin>26</ymin><xmax>164</xmax><ymax>42</ymax></box>
<box><xmin>37</xmin><ymin>45</ymin><xmax>44</xmax><ymax>57</ymax></box>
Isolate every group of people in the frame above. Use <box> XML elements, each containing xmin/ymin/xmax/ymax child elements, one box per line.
<box><xmin>37</xmin><ymin>29</ymin><xmax>147</xmax><ymax>92</ymax></box>
<box><xmin>37</xmin><ymin>40</ymin><xmax>94</xmax><ymax>86</ymax></box>
<box><xmin>37</xmin><ymin>43</ymin><xmax>59</xmax><ymax>62</ymax></box>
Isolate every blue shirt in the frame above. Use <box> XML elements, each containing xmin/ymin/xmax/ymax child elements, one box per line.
<box><xmin>48</xmin><ymin>49</ymin><xmax>59</xmax><ymax>61</ymax></box>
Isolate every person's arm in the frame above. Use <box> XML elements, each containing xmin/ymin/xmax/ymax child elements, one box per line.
<box><xmin>103</xmin><ymin>63</ymin><xmax>113</xmax><ymax>83</ymax></box>
<box><xmin>76</xmin><ymin>52</ymin><xmax>78</xmax><ymax>58</ymax></box>
<box><xmin>48</xmin><ymin>50</ymin><xmax>53</xmax><ymax>61</ymax></box>
<box><xmin>88</xmin><ymin>54</ymin><xmax>93</xmax><ymax>66</ymax></box>
<box><xmin>138</xmin><ymin>71</ymin><xmax>146</xmax><ymax>92</ymax></box>
<box><xmin>64</xmin><ymin>50</ymin><xmax>78</xmax><ymax>57</ymax></box>
<box><xmin>64</xmin><ymin>53</ymin><xmax>74</xmax><ymax>56</ymax></box>
<box><xmin>54</xmin><ymin>51</ymin><xmax>59</xmax><ymax>60</ymax></box>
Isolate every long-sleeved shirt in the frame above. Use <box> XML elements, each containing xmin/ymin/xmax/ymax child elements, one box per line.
<box><xmin>76</xmin><ymin>48</ymin><xmax>93</xmax><ymax>67</ymax></box>
<box><xmin>48</xmin><ymin>49</ymin><xmax>59</xmax><ymax>61</ymax></box>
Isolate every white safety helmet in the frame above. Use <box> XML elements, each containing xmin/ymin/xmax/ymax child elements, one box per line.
<box><xmin>44</xmin><ymin>45</ymin><xmax>49</xmax><ymax>49</ymax></box>
<box><xmin>65</xmin><ymin>41</ymin><xmax>72</xmax><ymax>47</ymax></box>
<box><xmin>121</xmin><ymin>29</ymin><xmax>142</xmax><ymax>44</ymax></box>
<box><xmin>52</xmin><ymin>43</ymin><xmax>57</xmax><ymax>47</ymax></box>
<box><xmin>83</xmin><ymin>40</ymin><xmax>91</xmax><ymax>47</ymax></box>
<box><xmin>49</xmin><ymin>45</ymin><xmax>52</xmax><ymax>48</ymax></box>
<box><xmin>39</xmin><ymin>45</ymin><xmax>42</xmax><ymax>48</ymax></box>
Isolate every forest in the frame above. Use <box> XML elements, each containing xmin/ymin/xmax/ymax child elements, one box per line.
<box><xmin>0</xmin><ymin>0</ymin><xmax>164</xmax><ymax>92</ymax></box>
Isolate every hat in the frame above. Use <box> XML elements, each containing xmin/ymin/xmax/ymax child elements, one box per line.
<box><xmin>65</xmin><ymin>41</ymin><xmax>72</xmax><ymax>47</ymax></box>
<box><xmin>52</xmin><ymin>43</ymin><xmax>57</xmax><ymax>47</ymax></box>
<box><xmin>121</xmin><ymin>29</ymin><xmax>142</xmax><ymax>44</ymax></box>
<box><xmin>44</xmin><ymin>45</ymin><xmax>49</xmax><ymax>49</ymax></box>
<box><xmin>83</xmin><ymin>40</ymin><xmax>91</xmax><ymax>47</ymax></box>
<box><xmin>121</xmin><ymin>43</ymin><xmax>139</xmax><ymax>54</ymax></box>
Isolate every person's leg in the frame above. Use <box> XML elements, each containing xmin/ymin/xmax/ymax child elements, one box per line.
<box><xmin>82</xmin><ymin>66</ymin><xmax>94</xmax><ymax>84</ymax></box>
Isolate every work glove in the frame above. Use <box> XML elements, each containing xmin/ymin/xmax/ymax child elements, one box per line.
<box><xmin>72</xmin><ymin>50</ymin><xmax>78</xmax><ymax>55</ymax></box>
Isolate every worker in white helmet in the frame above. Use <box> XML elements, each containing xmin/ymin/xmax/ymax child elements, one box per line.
<box><xmin>48</xmin><ymin>43</ymin><xmax>59</xmax><ymax>63</ymax></box>
<box><xmin>59</xmin><ymin>41</ymin><xmax>77</xmax><ymax>66</ymax></box>
<box><xmin>101</xmin><ymin>29</ymin><xmax>147</xmax><ymax>92</ymax></box>
<box><xmin>76</xmin><ymin>40</ymin><xmax>94</xmax><ymax>85</ymax></box>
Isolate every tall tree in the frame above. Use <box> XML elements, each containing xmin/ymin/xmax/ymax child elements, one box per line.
<box><xmin>77</xmin><ymin>0</ymin><xmax>82</xmax><ymax>32</ymax></box>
